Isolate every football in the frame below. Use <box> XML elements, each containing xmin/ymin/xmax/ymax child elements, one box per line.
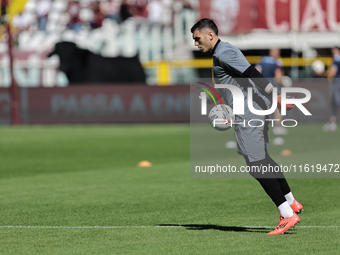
<box><xmin>311</xmin><ymin>60</ymin><xmax>325</xmax><ymax>73</ymax></box>
<box><xmin>208</xmin><ymin>104</ymin><xmax>235</xmax><ymax>131</ymax></box>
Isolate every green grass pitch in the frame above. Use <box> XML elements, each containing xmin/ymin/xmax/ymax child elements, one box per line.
<box><xmin>0</xmin><ymin>124</ymin><xmax>339</xmax><ymax>254</ymax></box>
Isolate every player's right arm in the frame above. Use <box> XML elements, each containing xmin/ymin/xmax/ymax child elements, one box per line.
<box><xmin>218</xmin><ymin>47</ymin><xmax>275</xmax><ymax>97</ymax></box>
<box><xmin>218</xmin><ymin>47</ymin><xmax>294</xmax><ymax>110</ymax></box>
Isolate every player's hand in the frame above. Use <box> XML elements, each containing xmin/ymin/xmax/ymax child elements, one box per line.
<box><xmin>277</xmin><ymin>95</ymin><xmax>295</xmax><ymax>111</ymax></box>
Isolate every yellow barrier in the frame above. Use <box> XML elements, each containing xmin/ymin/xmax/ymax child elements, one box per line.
<box><xmin>142</xmin><ymin>57</ymin><xmax>333</xmax><ymax>86</ymax></box>
<box><xmin>156</xmin><ymin>61</ymin><xmax>171</xmax><ymax>86</ymax></box>
<box><xmin>143</xmin><ymin>57</ymin><xmax>333</xmax><ymax>69</ymax></box>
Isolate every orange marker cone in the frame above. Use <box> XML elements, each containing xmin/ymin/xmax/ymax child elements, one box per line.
<box><xmin>138</xmin><ymin>160</ymin><xmax>152</xmax><ymax>167</ymax></box>
<box><xmin>280</xmin><ymin>149</ymin><xmax>292</xmax><ymax>156</ymax></box>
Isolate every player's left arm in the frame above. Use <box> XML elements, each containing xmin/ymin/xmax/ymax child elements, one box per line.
<box><xmin>242</xmin><ymin>65</ymin><xmax>275</xmax><ymax>96</ymax></box>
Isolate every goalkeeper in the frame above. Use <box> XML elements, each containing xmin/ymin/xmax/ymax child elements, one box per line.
<box><xmin>191</xmin><ymin>18</ymin><xmax>303</xmax><ymax>235</ymax></box>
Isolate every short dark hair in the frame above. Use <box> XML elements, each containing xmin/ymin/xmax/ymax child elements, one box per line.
<box><xmin>190</xmin><ymin>18</ymin><xmax>218</xmax><ymax>36</ymax></box>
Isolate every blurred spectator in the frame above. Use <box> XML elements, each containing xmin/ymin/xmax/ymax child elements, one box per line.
<box><xmin>11</xmin><ymin>11</ymin><xmax>32</xmax><ymax>44</ymax></box>
<box><xmin>79</xmin><ymin>7</ymin><xmax>94</xmax><ymax>29</ymax></box>
<box><xmin>147</xmin><ymin>0</ymin><xmax>164</xmax><ymax>23</ymax></box>
<box><xmin>67</xmin><ymin>0</ymin><xmax>83</xmax><ymax>31</ymax></box>
<box><xmin>119</xmin><ymin>0</ymin><xmax>133</xmax><ymax>23</ymax></box>
<box><xmin>0</xmin><ymin>0</ymin><xmax>8</xmax><ymax>40</ymax></box>
<box><xmin>256</xmin><ymin>48</ymin><xmax>286</xmax><ymax>135</ymax></box>
<box><xmin>100</xmin><ymin>0</ymin><xmax>120</xmax><ymax>21</ymax></box>
<box><xmin>256</xmin><ymin>48</ymin><xmax>283</xmax><ymax>83</ymax></box>
<box><xmin>90</xmin><ymin>1</ymin><xmax>105</xmax><ymax>29</ymax></box>
<box><xmin>181</xmin><ymin>0</ymin><xmax>192</xmax><ymax>10</ymax></box>
<box><xmin>36</xmin><ymin>0</ymin><xmax>51</xmax><ymax>31</ymax></box>
<box><xmin>131</xmin><ymin>0</ymin><xmax>148</xmax><ymax>18</ymax></box>
<box><xmin>1</xmin><ymin>0</ymin><xmax>8</xmax><ymax>24</ymax></box>
<box><xmin>0</xmin><ymin>24</ymin><xmax>5</xmax><ymax>42</ymax></box>
<box><xmin>315</xmin><ymin>47</ymin><xmax>340</xmax><ymax>132</ymax></box>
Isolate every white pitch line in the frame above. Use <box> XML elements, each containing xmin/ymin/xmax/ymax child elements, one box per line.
<box><xmin>0</xmin><ymin>225</ymin><xmax>339</xmax><ymax>229</ymax></box>
<box><xmin>292</xmin><ymin>226</ymin><xmax>340</xmax><ymax>228</ymax></box>
<box><xmin>243</xmin><ymin>225</ymin><xmax>340</xmax><ymax>229</ymax></box>
<box><xmin>0</xmin><ymin>226</ymin><xmax>177</xmax><ymax>229</ymax></box>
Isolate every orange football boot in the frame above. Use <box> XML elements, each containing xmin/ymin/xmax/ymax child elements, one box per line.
<box><xmin>290</xmin><ymin>199</ymin><xmax>303</xmax><ymax>214</ymax></box>
<box><xmin>268</xmin><ymin>213</ymin><xmax>300</xmax><ymax>235</ymax></box>
<box><xmin>280</xmin><ymin>200</ymin><xmax>303</xmax><ymax>220</ymax></box>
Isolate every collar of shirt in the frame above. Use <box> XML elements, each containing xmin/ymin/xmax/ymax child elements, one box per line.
<box><xmin>211</xmin><ymin>39</ymin><xmax>221</xmax><ymax>55</ymax></box>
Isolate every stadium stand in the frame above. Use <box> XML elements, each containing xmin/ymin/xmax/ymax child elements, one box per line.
<box><xmin>10</xmin><ymin>0</ymin><xmax>198</xmax><ymax>61</ymax></box>
<box><xmin>0</xmin><ymin>0</ymin><xmax>339</xmax><ymax>86</ymax></box>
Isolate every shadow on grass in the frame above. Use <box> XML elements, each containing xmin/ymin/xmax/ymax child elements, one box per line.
<box><xmin>159</xmin><ymin>224</ymin><xmax>295</xmax><ymax>234</ymax></box>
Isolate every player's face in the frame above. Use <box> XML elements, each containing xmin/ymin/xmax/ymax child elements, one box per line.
<box><xmin>332</xmin><ymin>47</ymin><xmax>340</xmax><ymax>56</ymax></box>
<box><xmin>270</xmin><ymin>48</ymin><xmax>280</xmax><ymax>59</ymax></box>
<box><xmin>192</xmin><ymin>29</ymin><xmax>213</xmax><ymax>53</ymax></box>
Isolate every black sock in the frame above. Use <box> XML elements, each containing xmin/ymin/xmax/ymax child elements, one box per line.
<box><xmin>265</xmin><ymin>154</ymin><xmax>291</xmax><ymax>195</ymax></box>
<box><xmin>244</xmin><ymin>156</ymin><xmax>286</xmax><ymax>207</ymax></box>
